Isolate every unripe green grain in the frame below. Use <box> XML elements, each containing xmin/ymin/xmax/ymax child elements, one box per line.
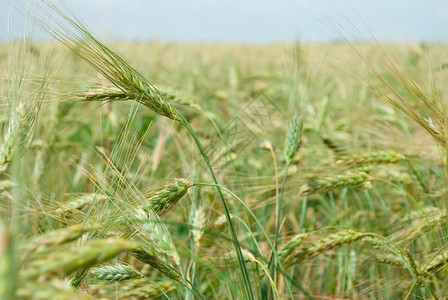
<box><xmin>91</xmin><ymin>264</ymin><xmax>140</xmax><ymax>282</ymax></box>
<box><xmin>54</xmin><ymin>194</ymin><xmax>107</xmax><ymax>217</ymax></box>
<box><xmin>282</xmin><ymin>229</ymin><xmax>364</xmax><ymax>267</ymax></box>
<box><xmin>24</xmin><ymin>238</ymin><xmax>137</xmax><ymax>278</ymax></box>
<box><xmin>130</xmin><ymin>249</ymin><xmax>183</xmax><ymax>283</ymax></box>
<box><xmin>21</xmin><ymin>225</ymin><xmax>98</xmax><ymax>261</ymax></box>
<box><xmin>336</xmin><ymin>150</ymin><xmax>405</xmax><ymax>166</ymax></box>
<box><xmin>284</xmin><ymin>114</ymin><xmax>303</xmax><ymax>164</ymax></box>
<box><xmin>143</xmin><ymin>178</ymin><xmax>193</xmax><ymax>217</ymax></box>
<box><xmin>300</xmin><ymin>171</ymin><xmax>371</xmax><ymax>194</ymax></box>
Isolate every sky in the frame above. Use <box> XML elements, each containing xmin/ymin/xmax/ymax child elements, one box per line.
<box><xmin>1</xmin><ymin>0</ymin><xmax>448</xmax><ymax>43</ymax></box>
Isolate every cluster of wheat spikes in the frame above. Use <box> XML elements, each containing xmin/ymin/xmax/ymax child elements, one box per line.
<box><xmin>29</xmin><ymin>0</ymin><xmax>258</xmax><ymax>298</ymax></box>
<box><xmin>1</xmin><ymin>0</ymin><xmax>448</xmax><ymax>299</ymax></box>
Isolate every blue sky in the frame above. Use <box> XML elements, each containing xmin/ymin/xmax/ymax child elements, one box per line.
<box><xmin>1</xmin><ymin>0</ymin><xmax>448</xmax><ymax>43</ymax></box>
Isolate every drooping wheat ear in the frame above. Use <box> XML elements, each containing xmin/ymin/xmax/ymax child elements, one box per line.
<box><xmin>372</xmin><ymin>252</ymin><xmax>407</xmax><ymax>268</ymax></box>
<box><xmin>113</xmin><ymin>72</ymin><xmax>178</xmax><ymax>120</ymax></box>
<box><xmin>78</xmin><ymin>85</ymin><xmax>202</xmax><ymax>111</ymax></box>
<box><xmin>91</xmin><ymin>263</ymin><xmax>141</xmax><ymax>282</ymax></box>
<box><xmin>130</xmin><ymin>249</ymin><xmax>182</xmax><ymax>283</ymax></box>
<box><xmin>21</xmin><ymin>224</ymin><xmax>98</xmax><ymax>261</ymax></box>
<box><xmin>278</xmin><ymin>233</ymin><xmax>308</xmax><ymax>261</ymax></box>
<box><xmin>24</xmin><ymin>238</ymin><xmax>137</xmax><ymax>279</ymax></box>
<box><xmin>17</xmin><ymin>278</ymin><xmax>93</xmax><ymax>300</ymax></box>
<box><xmin>32</xmin><ymin>2</ymin><xmax>177</xmax><ymax>120</ymax></box>
<box><xmin>142</xmin><ymin>178</ymin><xmax>193</xmax><ymax>217</ymax></box>
<box><xmin>281</xmin><ymin>229</ymin><xmax>420</xmax><ymax>278</ymax></box>
<box><xmin>363</xmin><ymin>236</ymin><xmax>420</xmax><ymax>280</ymax></box>
<box><xmin>284</xmin><ymin>230</ymin><xmax>364</xmax><ymax>267</ymax></box>
<box><xmin>300</xmin><ymin>171</ymin><xmax>371</xmax><ymax>194</ymax></box>
<box><xmin>284</xmin><ymin>114</ymin><xmax>303</xmax><ymax>164</ymax></box>
<box><xmin>0</xmin><ymin>219</ymin><xmax>14</xmax><ymax>300</ymax></box>
<box><xmin>398</xmin><ymin>207</ymin><xmax>446</xmax><ymax>242</ymax></box>
<box><xmin>53</xmin><ymin>194</ymin><xmax>107</xmax><ymax>217</ymax></box>
<box><xmin>363</xmin><ymin>233</ymin><xmax>421</xmax><ymax>280</ymax></box>
<box><xmin>336</xmin><ymin>150</ymin><xmax>405</xmax><ymax>166</ymax></box>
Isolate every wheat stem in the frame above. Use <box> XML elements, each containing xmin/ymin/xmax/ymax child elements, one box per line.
<box><xmin>179</xmin><ymin>116</ymin><xmax>254</xmax><ymax>299</ymax></box>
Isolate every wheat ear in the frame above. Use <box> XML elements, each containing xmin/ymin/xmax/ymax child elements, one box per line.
<box><xmin>336</xmin><ymin>150</ymin><xmax>405</xmax><ymax>166</ymax></box>
<box><xmin>300</xmin><ymin>171</ymin><xmax>371</xmax><ymax>194</ymax></box>
<box><xmin>91</xmin><ymin>263</ymin><xmax>141</xmax><ymax>282</ymax></box>
<box><xmin>143</xmin><ymin>178</ymin><xmax>193</xmax><ymax>217</ymax></box>
<box><xmin>21</xmin><ymin>224</ymin><xmax>98</xmax><ymax>261</ymax></box>
<box><xmin>24</xmin><ymin>238</ymin><xmax>137</xmax><ymax>279</ymax></box>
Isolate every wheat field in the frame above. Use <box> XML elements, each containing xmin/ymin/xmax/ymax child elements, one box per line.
<box><xmin>1</xmin><ymin>2</ymin><xmax>448</xmax><ymax>299</ymax></box>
